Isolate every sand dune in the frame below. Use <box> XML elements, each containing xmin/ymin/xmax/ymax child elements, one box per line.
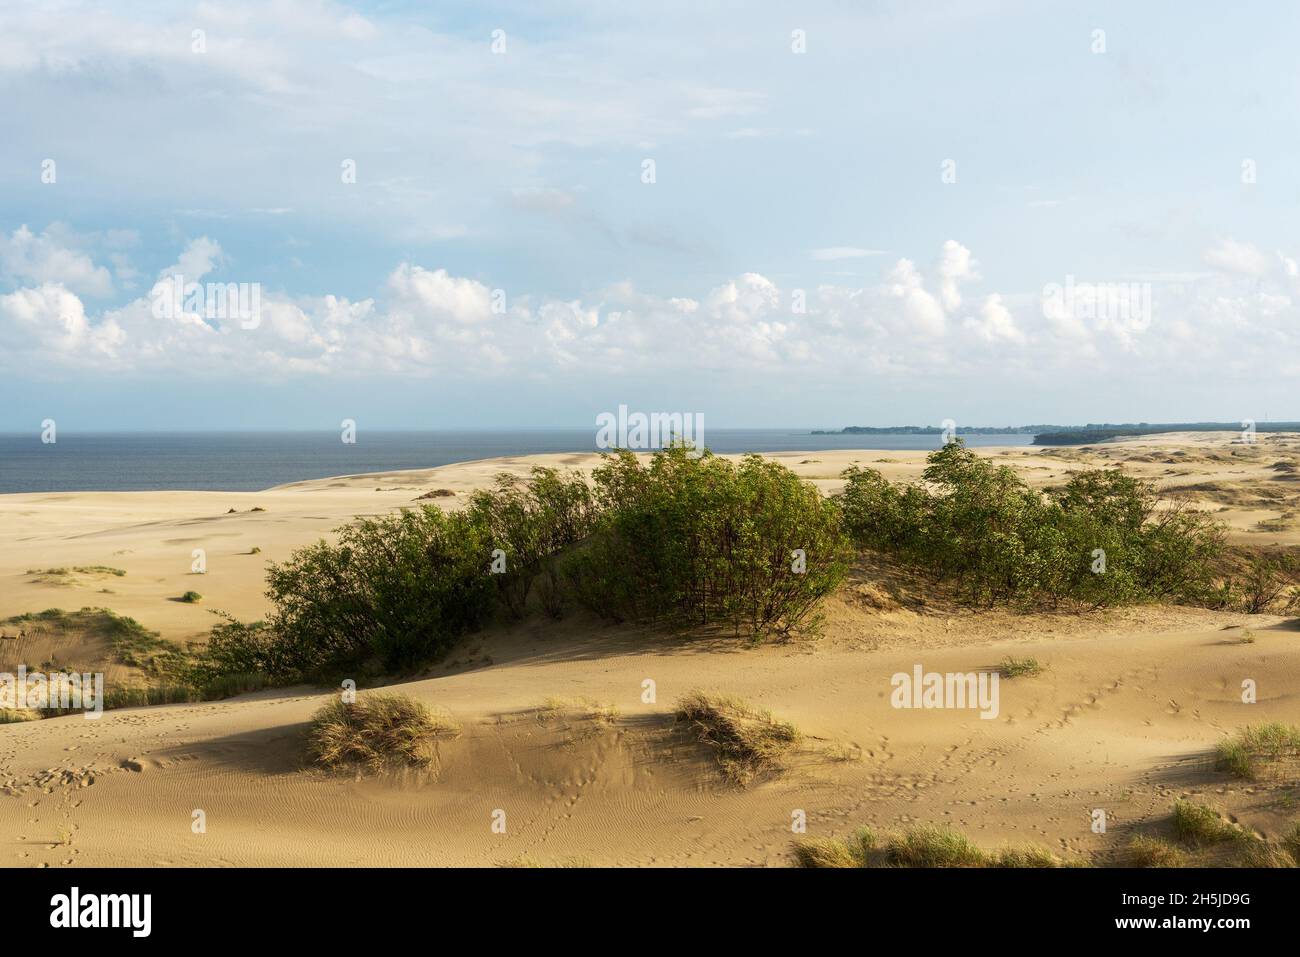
<box><xmin>1</xmin><ymin>433</ymin><xmax>1298</xmax><ymax>867</ymax></box>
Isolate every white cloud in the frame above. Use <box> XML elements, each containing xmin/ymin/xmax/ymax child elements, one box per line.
<box><xmin>1204</xmin><ymin>238</ymin><xmax>1272</xmax><ymax>277</ymax></box>
<box><xmin>964</xmin><ymin>294</ymin><xmax>1024</xmax><ymax>344</ymax></box>
<box><xmin>163</xmin><ymin>237</ymin><xmax>224</xmax><ymax>283</ymax></box>
<box><xmin>0</xmin><ymin>225</ymin><xmax>113</xmax><ymax>297</ymax></box>
<box><xmin>937</xmin><ymin>239</ymin><xmax>979</xmax><ymax>311</ymax></box>
<box><xmin>2</xmin><ymin>236</ymin><xmax>1297</xmax><ymax>394</ymax></box>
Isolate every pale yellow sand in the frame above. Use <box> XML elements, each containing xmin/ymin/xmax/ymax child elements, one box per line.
<box><xmin>0</xmin><ymin>433</ymin><xmax>1297</xmax><ymax>866</ymax></box>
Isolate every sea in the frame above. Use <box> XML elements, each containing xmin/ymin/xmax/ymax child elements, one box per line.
<box><xmin>0</xmin><ymin>430</ymin><xmax>1037</xmax><ymax>493</ymax></box>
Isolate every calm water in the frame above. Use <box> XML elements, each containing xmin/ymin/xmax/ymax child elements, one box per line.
<box><xmin>0</xmin><ymin>430</ymin><xmax>1036</xmax><ymax>493</ymax></box>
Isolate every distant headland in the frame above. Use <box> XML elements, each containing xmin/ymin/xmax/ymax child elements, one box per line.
<box><xmin>812</xmin><ymin>422</ymin><xmax>1300</xmax><ymax>446</ymax></box>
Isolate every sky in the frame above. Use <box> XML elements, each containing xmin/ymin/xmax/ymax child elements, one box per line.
<box><xmin>2</xmin><ymin>0</ymin><xmax>1299</xmax><ymax>431</ymax></box>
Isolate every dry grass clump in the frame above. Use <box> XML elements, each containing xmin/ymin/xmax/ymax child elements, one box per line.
<box><xmin>1123</xmin><ymin>836</ymin><xmax>1191</xmax><ymax>868</ymax></box>
<box><xmin>675</xmin><ymin>691</ymin><xmax>800</xmax><ymax>785</ymax></box>
<box><xmin>1215</xmin><ymin>723</ymin><xmax>1300</xmax><ymax>780</ymax></box>
<box><xmin>307</xmin><ymin>692</ymin><xmax>458</xmax><ymax>772</ymax></box>
<box><xmin>0</xmin><ymin>708</ymin><xmax>43</xmax><ymax>724</ymax></box>
<box><xmin>793</xmin><ymin>828</ymin><xmax>876</xmax><ymax>868</ymax></box>
<box><xmin>1172</xmin><ymin>800</ymin><xmax>1245</xmax><ymax>846</ymax></box>
<box><xmin>886</xmin><ymin>824</ymin><xmax>988</xmax><ymax>867</ymax></box>
<box><xmin>793</xmin><ymin>824</ymin><xmax>1061</xmax><ymax>868</ymax></box>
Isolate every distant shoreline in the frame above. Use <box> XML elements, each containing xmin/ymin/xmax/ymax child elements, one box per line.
<box><xmin>814</xmin><ymin>421</ymin><xmax>1300</xmax><ymax>446</ymax></box>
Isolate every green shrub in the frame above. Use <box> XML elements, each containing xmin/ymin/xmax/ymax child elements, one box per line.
<box><xmin>466</xmin><ymin>467</ymin><xmax>595</xmax><ymax>619</ymax></box>
<box><xmin>262</xmin><ymin>506</ymin><xmax>497</xmax><ymax>676</ymax></box>
<box><xmin>565</xmin><ymin>448</ymin><xmax>850</xmax><ymax>637</ymax></box>
<box><xmin>839</xmin><ymin>441</ymin><xmax>1224</xmax><ymax>609</ymax></box>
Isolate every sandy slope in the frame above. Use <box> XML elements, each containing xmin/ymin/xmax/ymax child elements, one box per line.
<box><xmin>1</xmin><ymin>434</ymin><xmax>1298</xmax><ymax>867</ymax></box>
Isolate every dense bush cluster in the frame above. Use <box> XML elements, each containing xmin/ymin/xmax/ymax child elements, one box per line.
<box><xmin>563</xmin><ymin>448</ymin><xmax>851</xmax><ymax>636</ymax></box>
<box><xmin>196</xmin><ymin>454</ymin><xmax>845</xmax><ymax>682</ymax></box>
<box><xmin>840</xmin><ymin>441</ymin><xmax>1226</xmax><ymax>608</ymax></box>
<box><xmin>192</xmin><ymin>441</ymin><xmax>1244</xmax><ymax>689</ymax></box>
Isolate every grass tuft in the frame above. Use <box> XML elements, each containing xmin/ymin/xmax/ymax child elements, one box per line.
<box><xmin>998</xmin><ymin>656</ymin><xmax>1043</xmax><ymax>678</ymax></box>
<box><xmin>794</xmin><ymin>824</ymin><xmax>1060</xmax><ymax>868</ymax></box>
<box><xmin>675</xmin><ymin>691</ymin><xmax>800</xmax><ymax>785</ymax></box>
<box><xmin>886</xmin><ymin>824</ymin><xmax>987</xmax><ymax>867</ymax></box>
<box><xmin>307</xmin><ymin>692</ymin><xmax>458</xmax><ymax>772</ymax></box>
<box><xmin>1172</xmin><ymin>800</ymin><xmax>1245</xmax><ymax>846</ymax></box>
<box><xmin>1215</xmin><ymin>723</ymin><xmax>1300</xmax><ymax>780</ymax></box>
<box><xmin>793</xmin><ymin>829</ymin><xmax>876</xmax><ymax>868</ymax></box>
<box><xmin>1123</xmin><ymin>836</ymin><xmax>1190</xmax><ymax>868</ymax></box>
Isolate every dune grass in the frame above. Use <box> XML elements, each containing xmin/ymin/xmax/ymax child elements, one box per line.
<box><xmin>307</xmin><ymin>693</ymin><xmax>459</xmax><ymax>772</ymax></box>
<box><xmin>1123</xmin><ymin>836</ymin><xmax>1191</xmax><ymax>868</ymax></box>
<box><xmin>1172</xmin><ymin>800</ymin><xmax>1246</xmax><ymax>846</ymax></box>
<box><xmin>997</xmin><ymin>656</ymin><xmax>1043</xmax><ymax>678</ymax></box>
<box><xmin>1284</xmin><ymin>823</ymin><xmax>1300</xmax><ymax>863</ymax></box>
<box><xmin>675</xmin><ymin>691</ymin><xmax>800</xmax><ymax>785</ymax></box>
<box><xmin>793</xmin><ymin>828</ymin><xmax>877</xmax><ymax>868</ymax></box>
<box><xmin>26</xmin><ymin>566</ymin><xmax>126</xmax><ymax>583</ymax></box>
<box><xmin>793</xmin><ymin>823</ymin><xmax>1061</xmax><ymax>868</ymax></box>
<box><xmin>1215</xmin><ymin>723</ymin><xmax>1300</xmax><ymax>780</ymax></box>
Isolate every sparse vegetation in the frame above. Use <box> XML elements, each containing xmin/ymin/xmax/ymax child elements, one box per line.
<box><xmin>1282</xmin><ymin>822</ymin><xmax>1300</xmax><ymax>863</ymax></box>
<box><xmin>306</xmin><ymin>693</ymin><xmax>458</xmax><ymax>772</ymax></box>
<box><xmin>1123</xmin><ymin>836</ymin><xmax>1191</xmax><ymax>868</ymax></box>
<box><xmin>793</xmin><ymin>828</ymin><xmax>876</xmax><ymax>868</ymax></box>
<box><xmin>998</xmin><ymin>656</ymin><xmax>1042</xmax><ymax>678</ymax></box>
<box><xmin>179</xmin><ymin>591</ymin><xmax>203</xmax><ymax>603</ymax></box>
<box><xmin>1172</xmin><ymin>800</ymin><xmax>1245</xmax><ymax>846</ymax></box>
<box><xmin>1215</xmin><ymin>723</ymin><xmax>1300</xmax><ymax>780</ymax></box>
<box><xmin>26</xmin><ymin>566</ymin><xmax>126</xmax><ymax>584</ymax></box>
<box><xmin>794</xmin><ymin>824</ymin><xmax>1061</xmax><ymax>868</ymax></box>
<box><xmin>674</xmin><ymin>691</ymin><xmax>800</xmax><ymax>785</ymax></box>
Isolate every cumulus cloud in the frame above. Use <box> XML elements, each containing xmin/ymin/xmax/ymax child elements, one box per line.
<box><xmin>964</xmin><ymin>294</ymin><xmax>1024</xmax><ymax>344</ymax></box>
<box><xmin>1204</xmin><ymin>238</ymin><xmax>1273</xmax><ymax>278</ymax></box>
<box><xmin>0</xmin><ymin>225</ymin><xmax>114</xmax><ymax>297</ymax></box>
<box><xmin>2</xmin><ymin>234</ymin><xmax>1297</xmax><ymax>393</ymax></box>
<box><xmin>937</xmin><ymin>239</ymin><xmax>979</xmax><ymax>311</ymax></box>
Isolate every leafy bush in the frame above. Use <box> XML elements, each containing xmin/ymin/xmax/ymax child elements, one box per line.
<box><xmin>465</xmin><ymin>467</ymin><xmax>596</xmax><ymax>619</ymax></box>
<box><xmin>1214</xmin><ymin>548</ymin><xmax>1300</xmax><ymax>614</ymax></box>
<box><xmin>262</xmin><ymin>506</ymin><xmax>497</xmax><ymax>677</ymax></box>
<box><xmin>565</xmin><ymin>448</ymin><xmax>850</xmax><ymax>637</ymax></box>
<box><xmin>839</xmin><ymin>440</ymin><xmax>1225</xmax><ymax>609</ymax></box>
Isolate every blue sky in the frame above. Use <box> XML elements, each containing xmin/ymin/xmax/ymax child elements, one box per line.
<box><xmin>2</xmin><ymin>0</ymin><xmax>1299</xmax><ymax>430</ymax></box>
